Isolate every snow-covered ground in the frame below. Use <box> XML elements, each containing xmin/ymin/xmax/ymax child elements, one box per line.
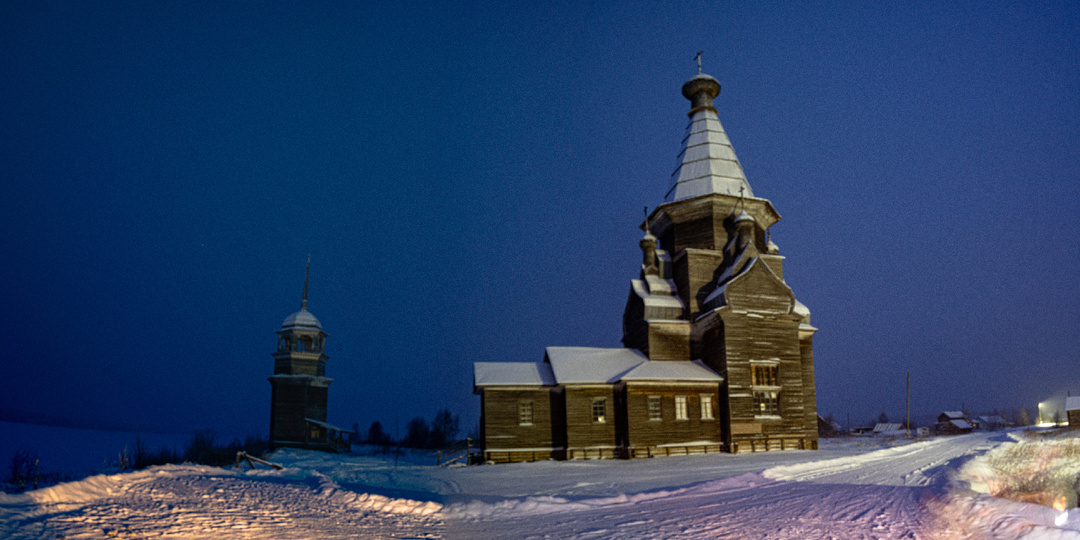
<box><xmin>2</xmin><ymin>430</ymin><xmax>1079</xmax><ymax>539</ymax></box>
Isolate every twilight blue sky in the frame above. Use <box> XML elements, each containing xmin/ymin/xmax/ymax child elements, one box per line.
<box><xmin>2</xmin><ymin>1</ymin><xmax>1078</xmax><ymax>439</ymax></box>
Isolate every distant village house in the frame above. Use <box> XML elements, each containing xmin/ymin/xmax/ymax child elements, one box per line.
<box><xmin>1067</xmin><ymin>397</ymin><xmax>1080</xmax><ymax>427</ymax></box>
<box><xmin>935</xmin><ymin>411</ymin><xmax>974</xmax><ymax>435</ymax></box>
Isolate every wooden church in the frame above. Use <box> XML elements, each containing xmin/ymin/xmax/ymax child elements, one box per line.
<box><xmin>268</xmin><ymin>258</ymin><xmax>350</xmax><ymax>451</ymax></box>
<box><xmin>473</xmin><ymin>67</ymin><xmax>819</xmax><ymax>463</ymax></box>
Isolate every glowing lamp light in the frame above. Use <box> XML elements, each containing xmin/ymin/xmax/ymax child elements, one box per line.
<box><xmin>1055</xmin><ymin>496</ymin><xmax>1068</xmax><ymax>527</ymax></box>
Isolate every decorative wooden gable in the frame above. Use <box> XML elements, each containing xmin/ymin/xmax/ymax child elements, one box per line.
<box><xmin>718</xmin><ymin>258</ymin><xmax>795</xmax><ymax>316</ymax></box>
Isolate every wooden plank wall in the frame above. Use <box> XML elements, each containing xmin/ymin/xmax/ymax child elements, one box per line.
<box><xmin>624</xmin><ymin>384</ymin><xmax>722</xmax><ymax>449</ymax></box>
<box><xmin>270</xmin><ymin>383</ymin><xmax>328</xmax><ymax>444</ymax></box>
<box><xmin>674</xmin><ymin>249</ymin><xmax>725</xmax><ymax>316</ymax></box>
<box><xmin>800</xmin><ymin>336</ymin><xmax>819</xmax><ymax>448</ymax></box>
<box><xmin>481</xmin><ymin>388</ymin><xmax>556</xmax><ymax>451</ymax></box>
<box><xmin>720</xmin><ymin>263</ymin><xmax>809</xmax><ymax>446</ymax></box>
<box><xmin>564</xmin><ymin>386</ymin><xmax>618</xmax><ymax>452</ymax></box>
<box><xmin>646</xmin><ymin>321</ymin><xmax>691</xmax><ymax>361</ymax></box>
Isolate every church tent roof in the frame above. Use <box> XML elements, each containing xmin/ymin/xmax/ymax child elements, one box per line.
<box><xmin>474</xmin><ymin>362</ymin><xmax>556</xmax><ymax>387</ymax></box>
<box><xmin>668</xmin><ymin>74</ymin><xmax>754</xmax><ymax>202</ymax></box>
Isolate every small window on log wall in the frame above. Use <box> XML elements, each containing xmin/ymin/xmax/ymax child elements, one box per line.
<box><xmin>753</xmin><ymin>391</ymin><xmax>780</xmax><ymax>415</ymax></box>
<box><xmin>648</xmin><ymin>396</ymin><xmax>662</xmax><ymax>421</ymax></box>
<box><xmin>592</xmin><ymin>399</ymin><xmax>607</xmax><ymax>423</ymax></box>
<box><xmin>700</xmin><ymin>394</ymin><xmax>715</xmax><ymax>420</ymax></box>
<box><xmin>518</xmin><ymin>401</ymin><xmax>533</xmax><ymax>426</ymax></box>
<box><xmin>752</xmin><ymin>365</ymin><xmax>778</xmax><ymax>386</ymax></box>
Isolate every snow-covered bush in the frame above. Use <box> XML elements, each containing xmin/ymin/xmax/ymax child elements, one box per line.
<box><xmin>962</xmin><ymin>430</ymin><xmax>1080</xmax><ymax>508</ymax></box>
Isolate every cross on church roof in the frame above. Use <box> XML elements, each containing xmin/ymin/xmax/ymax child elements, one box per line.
<box><xmin>694</xmin><ymin>50</ymin><xmax>704</xmax><ymax>74</ymax></box>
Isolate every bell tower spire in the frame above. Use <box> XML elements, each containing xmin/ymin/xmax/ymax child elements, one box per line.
<box><xmin>301</xmin><ymin>254</ymin><xmax>311</xmax><ymax>311</ymax></box>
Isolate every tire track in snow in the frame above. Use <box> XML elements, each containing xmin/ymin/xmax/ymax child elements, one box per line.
<box><xmin>449</xmin><ymin>433</ymin><xmax>1003</xmax><ymax>539</ymax></box>
<box><xmin>764</xmin><ymin>432</ymin><xmax>998</xmax><ymax>487</ymax></box>
<box><xmin>448</xmin><ymin>474</ymin><xmax>938</xmax><ymax>539</ymax></box>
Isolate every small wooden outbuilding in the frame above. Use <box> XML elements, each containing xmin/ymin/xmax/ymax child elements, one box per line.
<box><xmin>1066</xmin><ymin>397</ymin><xmax>1080</xmax><ymax>427</ymax></box>
<box><xmin>935</xmin><ymin>411</ymin><xmax>973</xmax><ymax>435</ymax></box>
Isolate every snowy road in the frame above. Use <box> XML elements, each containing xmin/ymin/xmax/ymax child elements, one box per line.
<box><xmin>765</xmin><ymin>431</ymin><xmax>1005</xmax><ymax>486</ymax></box>
<box><xmin>447</xmin><ymin>473</ymin><xmax>939</xmax><ymax>539</ymax></box>
<box><xmin>443</xmin><ymin>432</ymin><xmax>1032</xmax><ymax>539</ymax></box>
<box><xmin>2</xmin><ymin>432</ymin><xmax>1073</xmax><ymax>539</ymax></box>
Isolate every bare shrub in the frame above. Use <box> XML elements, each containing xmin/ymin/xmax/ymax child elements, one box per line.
<box><xmin>7</xmin><ymin>449</ymin><xmax>41</xmax><ymax>492</ymax></box>
<box><xmin>976</xmin><ymin>435</ymin><xmax>1080</xmax><ymax>508</ymax></box>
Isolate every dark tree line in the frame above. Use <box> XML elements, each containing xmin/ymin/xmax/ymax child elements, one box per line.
<box><xmin>366</xmin><ymin>408</ymin><xmax>461</xmax><ymax>450</ymax></box>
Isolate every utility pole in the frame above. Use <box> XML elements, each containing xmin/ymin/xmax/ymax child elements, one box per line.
<box><xmin>906</xmin><ymin>372</ymin><xmax>911</xmax><ymax>439</ymax></box>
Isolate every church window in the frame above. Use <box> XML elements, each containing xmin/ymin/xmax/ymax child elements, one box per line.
<box><xmin>519</xmin><ymin>401</ymin><xmax>533</xmax><ymax>426</ymax></box>
<box><xmin>752</xmin><ymin>365</ymin><xmax>778</xmax><ymax>386</ymax></box>
<box><xmin>753</xmin><ymin>391</ymin><xmax>780</xmax><ymax>415</ymax></box>
<box><xmin>675</xmin><ymin>396</ymin><xmax>688</xmax><ymax>420</ymax></box>
<box><xmin>648</xmin><ymin>396</ymin><xmax>662</xmax><ymax>421</ymax></box>
<box><xmin>700</xmin><ymin>394</ymin><xmax>714</xmax><ymax>420</ymax></box>
<box><xmin>592</xmin><ymin>398</ymin><xmax>607</xmax><ymax>423</ymax></box>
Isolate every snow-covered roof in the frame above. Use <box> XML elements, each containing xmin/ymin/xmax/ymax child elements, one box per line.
<box><xmin>793</xmin><ymin>300</ymin><xmax>810</xmax><ymax>324</ymax></box>
<box><xmin>304</xmin><ymin>418</ymin><xmax>349</xmax><ymax>433</ymax></box>
<box><xmin>950</xmin><ymin>419</ymin><xmax>973</xmax><ymax>430</ymax></box>
<box><xmin>668</xmin><ymin>97</ymin><xmax>754</xmax><ymax>202</ymax></box>
<box><xmin>282</xmin><ymin>308</ymin><xmax>322</xmax><ymax>331</ymax></box>
<box><xmin>631</xmin><ymin>278</ymin><xmax>685</xmax><ymax>314</ymax></box>
<box><xmin>545</xmin><ymin>347</ymin><xmax>646</xmax><ymax>384</ymax></box>
<box><xmin>474</xmin><ymin>362</ymin><xmax>556</xmax><ymax>387</ymax></box>
<box><xmin>940</xmin><ymin>411</ymin><xmax>965</xmax><ymax>419</ymax></box>
<box><xmin>1067</xmin><ymin>397</ymin><xmax>1080</xmax><ymax>411</ymax></box>
<box><xmin>872</xmin><ymin>423</ymin><xmax>902</xmax><ymax>433</ymax></box>
<box><xmin>619</xmin><ymin>360</ymin><xmax>722</xmax><ymax>382</ymax></box>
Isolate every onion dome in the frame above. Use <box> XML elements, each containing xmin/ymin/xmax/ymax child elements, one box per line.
<box><xmin>282</xmin><ymin>309</ymin><xmax>322</xmax><ymax>331</ymax></box>
<box><xmin>734</xmin><ymin>210</ymin><xmax>755</xmax><ymax>226</ymax></box>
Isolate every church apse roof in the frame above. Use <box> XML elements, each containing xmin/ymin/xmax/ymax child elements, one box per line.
<box><xmin>544</xmin><ymin>347</ymin><xmax>647</xmax><ymax>384</ymax></box>
<box><xmin>620</xmin><ymin>359</ymin><xmax>722</xmax><ymax>382</ymax></box>
<box><xmin>474</xmin><ymin>362</ymin><xmax>556</xmax><ymax>387</ymax></box>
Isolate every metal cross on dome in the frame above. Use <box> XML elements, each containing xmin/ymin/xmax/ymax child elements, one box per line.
<box><xmin>694</xmin><ymin>51</ymin><xmax>704</xmax><ymax>74</ymax></box>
